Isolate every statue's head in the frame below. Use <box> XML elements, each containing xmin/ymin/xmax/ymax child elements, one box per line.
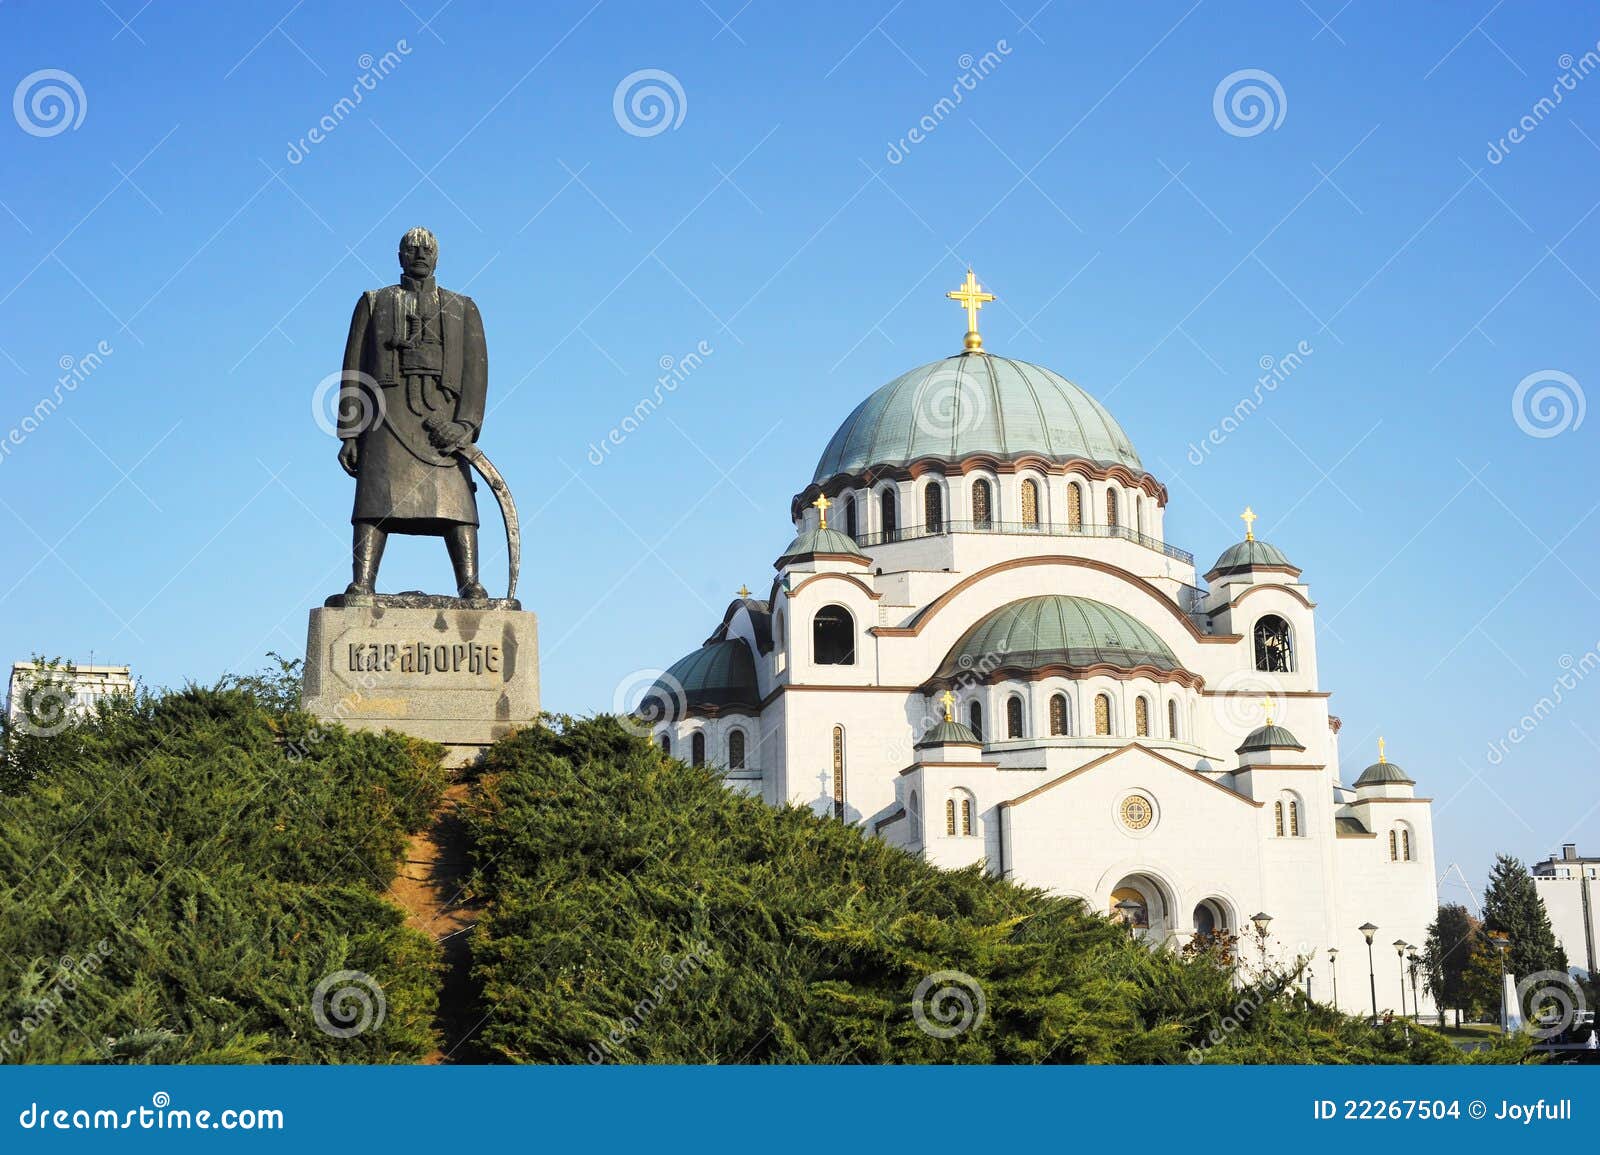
<box><xmin>398</xmin><ymin>227</ymin><xmax>438</xmax><ymax>279</ymax></box>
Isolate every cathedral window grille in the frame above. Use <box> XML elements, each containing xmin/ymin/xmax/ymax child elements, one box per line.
<box><xmin>691</xmin><ymin>731</ymin><xmax>706</xmax><ymax>767</ymax></box>
<box><xmin>832</xmin><ymin>726</ymin><xmax>846</xmax><ymax>820</ymax></box>
<box><xmin>1289</xmin><ymin>800</ymin><xmax>1301</xmax><ymax>837</ymax></box>
<box><xmin>1253</xmin><ymin>615</ymin><xmax>1295</xmax><ymax>673</ymax></box>
<box><xmin>925</xmin><ymin>484</ymin><xmax>943</xmax><ymax>532</ymax></box>
<box><xmin>1134</xmin><ymin>695</ymin><xmax>1150</xmax><ymax>737</ymax></box>
<box><xmin>960</xmin><ymin>796</ymin><xmax>973</xmax><ymax>836</ymax></box>
<box><xmin>972</xmin><ymin>479</ymin><xmax>993</xmax><ymax>528</ymax></box>
<box><xmin>1006</xmin><ymin>694</ymin><xmax>1023</xmax><ymax>738</ymax></box>
<box><xmin>968</xmin><ymin>701</ymin><xmax>983</xmax><ymax>741</ymax></box>
<box><xmin>880</xmin><ymin>488</ymin><xmax>898</xmax><ymax>536</ymax></box>
<box><xmin>1401</xmin><ymin>829</ymin><xmax>1412</xmax><ymax>861</ymax></box>
<box><xmin>1106</xmin><ymin>487</ymin><xmax>1120</xmax><ymax>527</ymax></box>
<box><xmin>728</xmin><ymin>729</ymin><xmax>746</xmax><ymax>770</ymax></box>
<box><xmin>1389</xmin><ymin>830</ymin><xmax>1398</xmax><ymax>861</ymax></box>
<box><xmin>813</xmin><ymin>605</ymin><xmax>856</xmax><ymax>665</ymax></box>
<box><xmin>1020</xmin><ymin>479</ymin><xmax>1039</xmax><ymax>527</ymax></box>
<box><xmin>843</xmin><ymin>496</ymin><xmax>857</xmax><ymax>540</ymax></box>
<box><xmin>1049</xmin><ymin>693</ymin><xmax>1068</xmax><ymax>736</ymax></box>
<box><xmin>1067</xmin><ymin>482</ymin><xmax>1083</xmax><ymax>529</ymax></box>
<box><xmin>1167</xmin><ymin>699</ymin><xmax>1179</xmax><ymax>739</ymax></box>
<box><xmin>1094</xmin><ymin>693</ymin><xmax>1111</xmax><ymax>736</ymax></box>
<box><xmin>1274</xmin><ymin>800</ymin><xmax>1285</xmax><ymax>837</ymax></box>
<box><xmin>945</xmin><ymin>798</ymin><xmax>957</xmax><ymax>836</ymax></box>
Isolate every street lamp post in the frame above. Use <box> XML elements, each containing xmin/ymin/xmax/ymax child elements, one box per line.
<box><xmin>1250</xmin><ymin>912</ymin><xmax>1273</xmax><ymax>976</ymax></box>
<box><xmin>1393</xmin><ymin>940</ymin><xmax>1409</xmax><ymax>1020</ymax></box>
<box><xmin>1328</xmin><ymin>947</ymin><xmax>1339</xmax><ymax>1008</ymax></box>
<box><xmin>1360</xmin><ymin>923</ymin><xmax>1379</xmax><ymax>1023</ymax></box>
<box><xmin>1406</xmin><ymin>949</ymin><xmax>1421</xmax><ymax>1025</ymax></box>
<box><xmin>1490</xmin><ymin>931</ymin><xmax>1511</xmax><ymax>1034</ymax></box>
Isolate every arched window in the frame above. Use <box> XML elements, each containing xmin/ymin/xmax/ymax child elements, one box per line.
<box><xmin>1020</xmin><ymin>479</ymin><xmax>1040</xmax><ymax>527</ymax></box>
<box><xmin>832</xmin><ymin>725</ymin><xmax>846</xmax><ymax>820</ymax></box>
<box><xmin>960</xmin><ymin>793</ymin><xmax>973</xmax><ymax>836</ymax></box>
<box><xmin>691</xmin><ymin>730</ymin><xmax>706</xmax><ymax>767</ymax></box>
<box><xmin>908</xmin><ymin>789</ymin><xmax>920</xmax><ymax>839</ymax></box>
<box><xmin>1254</xmin><ymin>615</ymin><xmax>1294</xmax><ymax>673</ymax></box>
<box><xmin>945</xmin><ymin>797</ymin><xmax>957</xmax><ymax>835</ymax></box>
<box><xmin>1276</xmin><ymin>793</ymin><xmax>1302</xmax><ymax>837</ymax></box>
<box><xmin>1006</xmin><ymin>694</ymin><xmax>1023</xmax><ymax>738</ymax></box>
<box><xmin>1134</xmin><ymin>695</ymin><xmax>1150</xmax><ymax>737</ymax></box>
<box><xmin>1289</xmin><ymin>799</ymin><xmax>1301</xmax><ymax>837</ymax></box>
<box><xmin>1389</xmin><ymin>829</ymin><xmax>1398</xmax><ymax>861</ymax></box>
<box><xmin>1274</xmin><ymin>800</ymin><xmax>1285</xmax><ymax>837</ymax></box>
<box><xmin>968</xmin><ymin>700</ymin><xmax>983</xmax><ymax>741</ymax></box>
<box><xmin>1106</xmin><ymin>487</ymin><xmax>1120</xmax><ymax>527</ymax></box>
<box><xmin>813</xmin><ymin>605</ymin><xmax>855</xmax><ymax>665</ymax></box>
<box><xmin>1402</xmin><ymin>828</ymin><xmax>1412</xmax><ymax>860</ymax></box>
<box><xmin>879</xmin><ymin>488</ymin><xmax>898</xmax><ymax>537</ymax></box>
<box><xmin>972</xmin><ymin>479</ymin><xmax>993</xmax><ymax>528</ymax></box>
<box><xmin>843</xmin><ymin>496</ymin><xmax>857</xmax><ymax>540</ymax></box>
<box><xmin>659</xmin><ymin>733</ymin><xmax>671</xmax><ymax>755</ymax></box>
<box><xmin>925</xmin><ymin>483</ymin><xmax>943</xmax><ymax>532</ymax></box>
<box><xmin>1167</xmin><ymin>699</ymin><xmax>1179</xmax><ymax>739</ymax></box>
<box><xmin>728</xmin><ymin>729</ymin><xmax>746</xmax><ymax>770</ymax></box>
<box><xmin>1094</xmin><ymin>693</ymin><xmax>1111</xmax><ymax>736</ymax></box>
<box><xmin>1067</xmin><ymin>482</ymin><xmax>1084</xmax><ymax>529</ymax></box>
<box><xmin>1049</xmin><ymin>693</ymin><xmax>1068</xmax><ymax>736</ymax></box>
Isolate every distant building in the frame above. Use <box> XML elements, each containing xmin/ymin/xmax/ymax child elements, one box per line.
<box><xmin>6</xmin><ymin>662</ymin><xmax>134</xmax><ymax>732</ymax></box>
<box><xmin>1532</xmin><ymin>844</ymin><xmax>1599</xmax><ymax>979</ymax></box>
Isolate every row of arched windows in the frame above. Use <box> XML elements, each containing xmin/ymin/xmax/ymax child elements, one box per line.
<box><xmin>1273</xmin><ymin>796</ymin><xmax>1302</xmax><ymax>837</ymax></box>
<box><xmin>908</xmin><ymin>788</ymin><xmax>978</xmax><ymax>840</ymax></box>
<box><xmin>834</xmin><ymin>478</ymin><xmax>1152</xmax><ymax>538</ymax></box>
<box><xmin>965</xmin><ymin>690</ymin><xmax>1183</xmax><ymax>740</ymax></box>
<box><xmin>1389</xmin><ymin>826</ymin><xmax>1414</xmax><ymax>861</ymax></box>
<box><xmin>660</xmin><ymin>727</ymin><xmax>749</xmax><ymax>770</ymax></box>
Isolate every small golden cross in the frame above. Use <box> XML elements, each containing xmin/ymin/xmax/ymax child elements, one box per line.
<box><xmin>1262</xmin><ymin>696</ymin><xmax>1274</xmax><ymax>726</ymax></box>
<box><xmin>946</xmin><ymin>269</ymin><xmax>996</xmax><ymax>352</ymax></box>
<box><xmin>941</xmin><ymin>689</ymin><xmax>956</xmax><ymax>723</ymax></box>
<box><xmin>1240</xmin><ymin>506</ymin><xmax>1257</xmax><ymax>541</ymax></box>
<box><xmin>737</xmin><ymin>585</ymin><xmax>751</xmax><ymax>599</ymax></box>
<box><xmin>1377</xmin><ymin>735</ymin><xmax>1386</xmax><ymax>764</ymax></box>
<box><xmin>812</xmin><ymin>494</ymin><xmax>832</xmax><ymax>529</ymax></box>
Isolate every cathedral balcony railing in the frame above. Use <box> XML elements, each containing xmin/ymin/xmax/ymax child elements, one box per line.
<box><xmin>851</xmin><ymin>520</ymin><xmax>1195</xmax><ymax>566</ymax></box>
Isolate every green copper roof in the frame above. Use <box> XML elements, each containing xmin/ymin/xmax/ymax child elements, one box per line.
<box><xmin>933</xmin><ymin>594</ymin><xmax>1179</xmax><ymax>681</ymax></box>
<box><xmin>1354</xmin><ymin>760</ymin><xmax>1415</xmax><ymax>787</ymax></box>
<box><xmin>1236</xmin><ymin>724</ymin><xmax>1305</xmax><ymax>754</ymax></box>
<box><xmin>640</xmin><ymin>639</ymin><xmax>758</xmax><ymax>719</ymax></box>
<box><xmin>1335</xmin><ymin>815</ymin><xmax>1371</xmax><ymax>836</ymax></box>
<box><xmin>776</xmin><ymin>526</ymin><xmax>866</xmax><ymax>566</ymax></box>
<box><xmin>812</xmin><ymin>353</ymin><xmax>1142</xmax><ymax>484</ymax></box>
<box><xmin>1210</xmin><ymin>538</ymin><xmax>1294</xmax><ymax>574</ymax></box>
<box><xmin>916</xmin><ymin>718</ymin><xmax>982</xmax><ymax>748</ymax></box>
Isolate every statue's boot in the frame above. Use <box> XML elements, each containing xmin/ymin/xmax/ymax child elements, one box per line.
<box><xmin>346</xmin><ymin>522</ymin><xmax>387</xmax><ymax>596</ymax></box>
<box><xmin>448</xmin><ymin>525</ymin><xmax>488</xmax><ymax>600</ymax></box>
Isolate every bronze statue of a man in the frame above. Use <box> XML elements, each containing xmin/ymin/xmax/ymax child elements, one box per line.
<box><xmin>338</xmin><ymin>227</ymin><xmax>489</xmax><ymax>598</ymax></box>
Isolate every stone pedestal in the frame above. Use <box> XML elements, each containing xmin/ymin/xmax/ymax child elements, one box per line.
<box><xmin>302</xmin><ymin>596</ymin><xmax>539</xmax><ymax>766</ymax></box>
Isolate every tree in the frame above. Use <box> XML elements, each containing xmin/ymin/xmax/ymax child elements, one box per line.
<box><xmin>1460</xmin><ymin>936</ymin><xmax>1504</xmax><ymax>1023</ymax></box>
<box><xmin>1482</xmin><ymin>853</ymin><xmax>1567</xmax><ymax>986</ymax></box>
<box><xmin>1422</xmin><ymin>904</ymin><xmax>1479</xmax><ymax>1027</ymax></box>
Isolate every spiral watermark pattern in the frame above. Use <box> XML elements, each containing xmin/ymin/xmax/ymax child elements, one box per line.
<box><xmin>613</xmin><ymin>69</ymin><xmax>687</xmax><ymax>137</ymax></box>
<box><xmin>311</xmin><ymin>369</ymin><xmax>386</xmax><ymax>439</ymax></box>
<box><xmin>13</xmin><ymin>69</ymin><xmax>87</xmax><ymax>137</ymax></box>
<box><xmin>1511</xmin><ymin>369</ymin><xmax>1584</xmax><ymax>438</ymax></box>
<box><xmin>150</xmin><ymin>1091</ymin><xmax>171</xmax><ymax>1109</ymax></box>
<box><xmin>311</xmin><ymin>969</ymin><xmax>386</xmax><ymax>1039</ymax></box>
<box><xmin>1516</xmin><ymin>969</ymin><xmax>1586</xmax><ymax>1040</ymax></box>
<box><xmin>911</xmin><ymin>969</ymin><xmax>986</xmax><ymax>1039</ymax></box>
<box><xmin>614</xmin><ymin>668</ymin><xmax>686</xmax><ymax>737</ymax></box>
<box><xmin>1207</xmin><ymin>668</ymin><xmax>1285</xmax><ymax>732</ymax></box>
<box><xmin>912</xmin><ymin>366</ymin><xmax>990</xmax><ymax>443</ymax></box>
<box><xmin>14</xmin><ymin>682</ymin><xmax>73</xmax><ymax>736</ymax></box>
<box><xmin>1212</xmin><ymin>69</ymin><xmax>1286</xmax><ymax>138</ymax></box>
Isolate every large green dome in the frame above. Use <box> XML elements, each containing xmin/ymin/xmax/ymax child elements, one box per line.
<box><xmin>932</xmin><ymin>594</ymin><xmax>1179</xmax><ymax>682</ymax></box>
<box><xmin>812</xmin><ymin>353</ymin><xmax>1142</xmax><ymax>485</ymax></box>
<box><xmin>639</xmin><ymin>640</ymin><xmax>758</xmax><ymax>720</ymax></box>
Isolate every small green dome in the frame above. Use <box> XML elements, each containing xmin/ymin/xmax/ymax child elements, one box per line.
<box><xmin>916</xmin><ymin>718</ymin><xmax>982</xmax><ymax>748</ymax></box>
<box><xmin>1210</xmin><ymin>538</ymin><xmax>1295</xmax><ymax>575</ymax></box>
<box><xmin>639</xmin><ymin>640</ymin><xmax>758</xmax><ymax>720</ymax></box>
<box><xmin>1236</xmin><ymin>724</ymin><xmax>1305</xmax><ymax>754</ymax></box>
<box><xmin>776</xmin><ymin>525</ymin><xmax>866</xmax><ymax>566</ymax></box>
<box><xmin>1354</xmin><ymin>760</ymin><xmax>1415</xmax><ymax>787</ymax></box>
<box><xmin>812</xmin><ymin>353</ymin><xmax>1142</xmax><ymax>484</ymax></box>
<box><xmin>933</xmin><ymin>594</ymin><xmax>1179</xmax><ymax>681</ymax></box>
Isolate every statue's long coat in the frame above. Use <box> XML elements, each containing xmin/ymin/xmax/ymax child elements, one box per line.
<box><xmin>339</xmin><ymin>281</ymin><xmax>487</xmax><ymax>530</ymax></box>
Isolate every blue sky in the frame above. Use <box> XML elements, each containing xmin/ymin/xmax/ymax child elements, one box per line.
<box><xmin>3</xmin><ymin>2</ymin><xmax>1597</xmax><ymax>894</ymax></box>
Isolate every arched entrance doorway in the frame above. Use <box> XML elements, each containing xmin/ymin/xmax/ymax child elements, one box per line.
<box><xmin>1108</xmin><ymin>873</ymin><xmax>1174</xmax><ymax>938</ymax></box>
<box><xmin>1192</xmin><ymin>898</ymin><xmax>1229</xmax><ymax>938</ymax></box>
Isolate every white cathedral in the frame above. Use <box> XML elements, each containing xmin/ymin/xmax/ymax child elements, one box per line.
<box><xmin>642</xmin><ymin>273</ymin><xmax>1438</xmax><ymax>1017</ymax></box>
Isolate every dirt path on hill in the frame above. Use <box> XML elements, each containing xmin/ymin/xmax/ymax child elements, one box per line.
<box><xmin>386</xmin><ymin>778</ymin><xmax>485</xmax><ymax>1063</ymax></box>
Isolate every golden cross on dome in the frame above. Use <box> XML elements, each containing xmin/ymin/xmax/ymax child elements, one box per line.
<box><xmin>946</xmin><ymin>269</ymin><xmax>996</xmax><ymax>353</ymax></box>
<box><xmin>737</xmin><ymin>585</ymin><xmax>751</xmax><ymax>599</ymax></box>
<box><xmin>1378</xmin><ymin>735</ymin><xmax>1387</xmax><ymax>764</ymax></box>
<box><xmin>941</xmin><ymin>690</ymin><xmax>956</xmax><ymax>723</ymax></box>
<box><xmin>812</xmin><ymin>493</ymin><xmax>832</xmax><ymax>529</ymax></box>
<box><xmin>1262</xmin><ymin>697</ymin><xmax>1274</xmax><ymax>726</ymax></box>
<box><xmin>1240</xmin><ymin>506</ymin><xmax>1258</xmax><ymax>541</ymax></box>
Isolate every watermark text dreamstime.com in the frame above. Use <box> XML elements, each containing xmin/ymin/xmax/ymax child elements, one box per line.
<box><xmin>1487</xmin><ymin>47</ymin><xmax>1600</xmax><ymax>164</ymax></box>
<box><xmin>0</xmin><ymin>340</ymin><xmax>113</xmax><ymax>467</ymax></box>
<box><xmin>0</xmin><ymin>939</ymin><xmax>115</xmax><ymax>1062</ymax></box>
<box><xmin>16</xmin><ymin>1093</ymin><xmax>283</xmax><ymax>1132</ymax></box>
<box><xmin>886</xmin><ymin>42</ymin><xmax>1012</xmax><ymax>164</ymax></box>
<box><xmin>585</xmin><ymin>942</ymin><xmax>713</xmax><ymax>1062</ymax></box>
<box><xmin>587</xmin><ymin>340</ymin><xmax>713</xmax><ymax>466</ymax></box>
<box><xmin>1187</xmin><ymin>340</ymin><xmax>1312</xmax><ymax>466</ymax></box>
<box><xmin>286</xmin><ymin>41</ymin><xmax>412</xmax><ymax>164</ymax></box>
<box><xmin>1485</xmin><ymin>644</ymin><xmax>1600</xmax><ymax>765</ymax></box>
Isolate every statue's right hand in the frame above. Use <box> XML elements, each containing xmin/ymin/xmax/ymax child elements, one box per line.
<box><xmin>338</xmin><ymin>439</ymin><xmax>359</xmax><ymax>477</ymax></box>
